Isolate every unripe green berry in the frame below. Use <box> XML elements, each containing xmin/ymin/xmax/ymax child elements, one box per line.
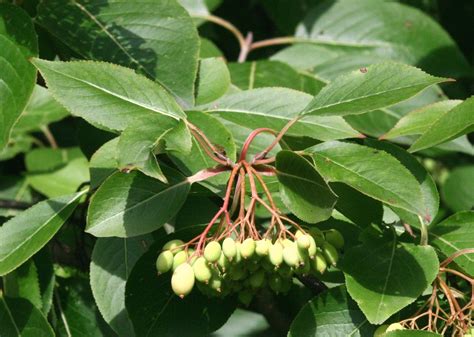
<box><xmin>278</xmin><ymin>265</ymin><xmax>292</xmax><ymax>277</ymax></box>
<box><xmin>172</xmin><ymin>250</ymin><xmax>188</xmax><ymax>271</ymax></box>
<box><xmin>294</xmin><ymin>230</ymin><xmax>304</xmax><ymax>239</ymax></box>
<box><xmin>171</xmin><ymin>263</ymin><xmax>195</xmax><ymax>298</ymax></box>
<box><xmin>322</xmin><ymin>242</ymin><xmax>339</xmax><ymax>266</ymax></box>
<box><xmin>238</xmin><ymin>289</ymin><xmax>253</xmax><ymax>306</ymax></box>
<box><xmin>307</xmin><ymin>236</ymin><xmax>317</xmax><ymax>258</ymax></box>
<box><xmin>218</xmin><ymin>253</ymin><xmax>230</xmax><ymax>272</ymax></box>
<box><xmin>309</xmin><ymin>228</ymin><xmax>325</xmax><ymax>245</ymax></box>
<box><xmin>163</xmin><ymin>239</ymin><xmax>184</xmax><ymax>253</ymax></box>
<box><xmin>193</xmin><ymin>257</ymin><xmax>212</xmax><ymax>283</ymax></box>
<box><xmin>241</xmin><ymin>238</ymin><xmax>256</xmax><ymax>259</ymax></box>
<box><xmin>283</xmin><ymin>245</ymin><xmax>300</xmax><ymax>267</ymax></box>
<box><xmin>269</xmin><ymin>242</ymin><xmax>283</xmax><ymax>267</ymax></box>
<box><xmin>234</xmin><ymin>242</ymin><xmax>242</xmax><ymax>264</ymax></box>
<box><xmin>386</xmin><ymin>323</ymin><xmax>405</xmax><ymax>332</ymax></box>
<box><xmin>269</xmin><ymin>274</ymin><xmax>283</xmax><ymax>293</ymax></box>
<box><xmin>313</xmin><ymin>252</ymin><xmax>327</xmax><ymax>274</ymax></box>
<box><xmin>204</xmin><ymin>241</ymin><xmax>221</xmax><ymax>263</ymax></box>
<box><xmin>222</xmin><ymin>237</ymin><xmax>237</xmax><ymax>260</ymax></box>
<box><xmin>156</xmin><ymin>250</ymin><xmax>173</xmax><ymax>274</ymax></box>
<box><xmin>297</xmin><ymin>235</ymin><xmax>311</xmax><ymax>249</ymax></box>
<box><xmin>373</xmin><ymin>325</ymin><xmax>388</xmax><ymax>337</ymax></box>
<box><xmin>209</xmin><ymin>275</ymin><xmax>223</xmax><ymax>293</ymax></box>
<box><xmin>280</xmin><ymin>238</ymin><xmax>293</xmax><ymax>248</ymax></box>
<box><xmin>249</xmin><ymin>269</ymin><xmax>265</xmax><ymax>288</ymax></box>
<box><xmin>228</xmin><ymin>265</ymin><xmax>246</xmax><ymax>281</ymax></box>
<box><xmin>324</xmin><ymin>229</ymin><xmax>344</xmax><ymax>250</ymax></box>
<box><xmin>255</xmin><ymin>239</ymin><xmax>270</xmax><ymax>256</ymax></box>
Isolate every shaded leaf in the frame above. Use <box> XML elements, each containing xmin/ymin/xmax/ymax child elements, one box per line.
<box><xmin>343</xmin><ymin>235</ymin><xmax>439</xmax><ymax>324</ymax></box>
<box><xmin>293</xmin><ymin>0</ymin><xmax>470</xmax><ymax>78</ymax></box>
<box><xmin>125</xmin><ymin>227</ymin><xmax>236</xmax><ymax>337</ymax></box>
<box><xmin>91</xmin><ymin>235</ymin><xmax>153</xmax><ymax>337</ymax></box>
<box><xmin>288</xmin><ymin>286</ymin><xmax>376</xmax><ymax>337</ymax></box>
<box><xmin>36</xmin><ymin>0</ymin><xmax>200</xmax><ymax>106</ymax></box>
<box><xmin>0</xmin><ymin>296</ymin><xmax>54</xmax><ymax>337</ymax></box>
<box><xmin>89</xmin><ymin>138</ymin><xmax>119</xmax><ymax>189</ymax></box>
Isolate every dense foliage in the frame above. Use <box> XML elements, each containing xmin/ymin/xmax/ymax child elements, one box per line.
<box><xmin>0</xmin><ymin>0</ymin><xmax>473</xmax><ymax>336</ymax></box>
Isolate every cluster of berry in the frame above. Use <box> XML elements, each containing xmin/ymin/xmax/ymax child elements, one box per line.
<box><xmin>156</xmin><ymin>228</ymin><xmax>344</xmax><ymax>304</ymax></box>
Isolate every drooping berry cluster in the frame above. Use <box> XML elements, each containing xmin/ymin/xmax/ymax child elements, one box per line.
<box><xmin>156</xmin><ymin>228</ymin><xmax>344</xmax><ymax>303</ymax></box>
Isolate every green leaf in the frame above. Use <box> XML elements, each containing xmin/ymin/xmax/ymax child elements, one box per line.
<box><xmin>91</xmin><ymin>235</ymin><xmax>153</xmax><ymax>337</ymax></box>
<box><xmin>89</xmin><ymin>138</ymin><xmax>119</xmax><ymax>189</ymax></box>
<box><xmin>302</xmin><ymin>63</ymin><xmax>448</xmax><ymax>117</ymax></box>
<box><xmin>32</xmin><ymin>59</ymin><xmax>185</xmax><ymax>132</ymax></box>
<box><xmin>54</xmin><ymin>276</ymin><xmax>117</xmax><ymax>337</ymax></box>
<box><xmin>3</xmin><ymin>259</ymin><xmax>42</xmax><ymax>310</ymax></box>
<box><xmin>162</xmin><ymin>119</ymin><xmax>193</xmax><ymax>154</ymax></box>
<box><xmin>202</xmin><ymin>88</ymin><xmax>361</xmax><ymax>141</ymax></box>
<box><xmin>0</xmin><ymin>4</ymin><xmax>38</xmax><ymax>150</ymax></box>
<box><xmin>228</xmin><ymin>60</ymin><xmax>325</xmax><ymax>95</ymax></box>
<box><xmin>343</xmin><ymin>235</ymin><xmax>439</xmax><ymax>324</ymax></box>
<box><xmin>409</xmin><ymin>97</ymin><xmax>474</xmax><ymax>153</ymax></box>
<box><xmin>86</xmin><ymin>171</ymin><xmax>190</xmax><ymax>237</ymax></box>
<box><xmin>12</xmin><ymin>85</ymin><xmax>69</xmax><ymax>134</ymax></box>
<box><xmin>125</xmin><ymin>228</ymin><xmax>236</xmax><ymax>337</ymax></box>
<box><xmin>306</xmin><ymin>141</ymin><xmax>425</xmax><ymax>217</ymax></box>
<box><xmin>429</xmin><ymin>211</ymin><xmax>474</xmax><ymax>276</ymax></box>
<box><xmin>288</xmin><ymin>286</ymin><xmax>376</xmax><ymax>337</ymax></box>
<box><xmin>117</xmin><ymin>115</ymin><xmax>178</xmax><ymax>183</ymax></box>
<box><xmin>293</xmin><ymin>0</ymin><xmax>470</xmax><ymax>78</ymax></box>
<box><xmin>27</xmin><ymin>157</ymin><xmax>90</xmax><ymax>198</ymax></box>
<box><xmin>170</xmin><ymin>111</ymin><xmax>236</xmax><ymax>188</ymax></box>
<box><xmin>0</xmin><ymin>296</ymin><xmax>55</xmax><ymax>337</ymax></box>
<box><xmin>200</xmin><ymin>38</ymin><xmax>223</xmax><ymax>58</ymax></box>
<box><xmin>196</xmin><ymin>58</ymin><xmax>231</xmax><ymax>105</ymax></box>
<box><xmin>382</xmin><ymin>100</ymin><xmax>462</xmax><ymax>140</ymax></box>
<box><xmin>276</xmin><ymin>151</ymin><xmax>337</xmax><ymax>223</ymax></box>
<box><xmin>25</xmin><ymin>147</ymin><xmax>84</xmax><ymax>172</ymax></box>
<box><xmin>0</xmin><ymin>191</ymin><xmax>85</xmax><ymax>276</ymax></box>
<box><xmin>365</xmin><ymin>140</ymin><xmax>439</xmax><ymax>226</ymax></box>
<box><xmin>442</xmin><ymin>166</ymin><xmax>474</xmax><ymax>212</ymax></box>
<box><xmin>36</xmin><ymin>0</ymin><xmax>200</xmax><ymax>106</ymax></box>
